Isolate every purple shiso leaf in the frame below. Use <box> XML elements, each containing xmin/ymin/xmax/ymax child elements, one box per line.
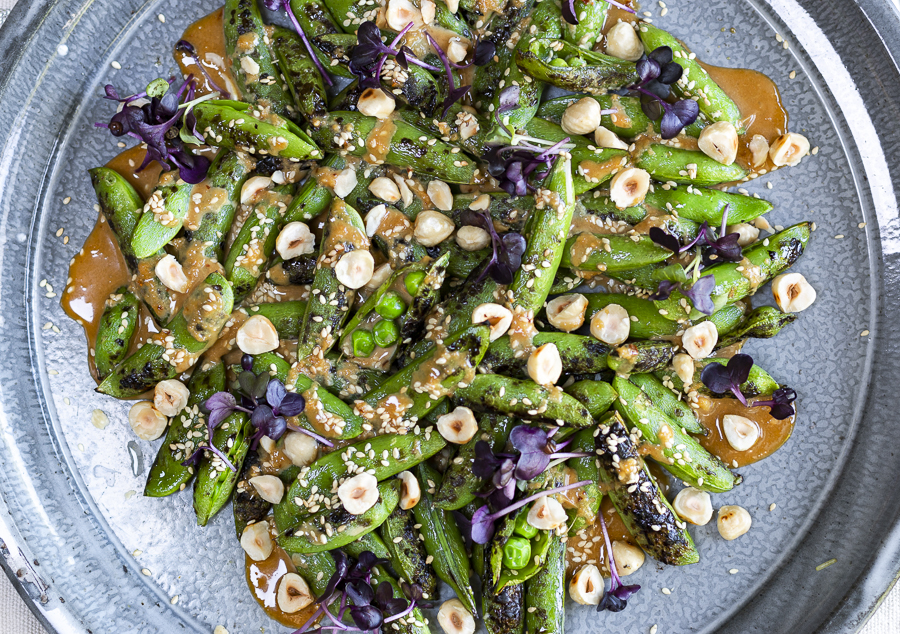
<box><xmin>752</xmin><ymin>387</ymin><xmax>797</xmax><ymax>420</ymax></box>
<box><xmin>562</xmin><ymin>0</ymin><xmax>580</xmax><ymax>25</ymax></box>
<box><xmin>680</xmin><ymin>273</ymin><xmax>717</xmax><ymax>315</ymax></box>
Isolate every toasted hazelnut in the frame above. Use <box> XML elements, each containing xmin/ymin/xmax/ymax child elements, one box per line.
<box><xmin>335</xmin><ymin>250</ymin><xmax>375</xmax><ymax>289</ymax></box>
<box><xmin>333</xmin><ymin>166</ymin><xmax>358</xmax><ymax>198</ymax></box>
<box><xmin>594</xmin><ymin>126</ymin><xmax>629</xmax><ymax>150</ymax></box>
<box><xmin>155</xmin><ymin>254</ymin><xmax>190</xmax><ymax>293</ymax></box>
<box><xmin>458</xmin><ymin>114</ymin><xmax>479</xmax><ymax>140</ymax></box>
<box><xmin>338</xmin><ymin>473</ymin><xmax>379</xmax><ymax>515</ymax></box>
<box><xmin>437</xmin><ymin>406</ymin><xmax>478</xmax><ymax>444</ymax></box>
<box><xmin>250</xmin><ymin>474</ymin><xmax>285</xmax><ymax>504</ymax></box>
<box><xmin>726</xmin><ymin>223</ymin><xmax>760</xmax><ymax>247</ymax></box>
<box><xmin>283</xmin><ymin>432</ymin><xmax>319</xmax><ymax>467</ymax></box>
<box><xmin>276</xmin><ymin>222</ymin><xmax>315</xmax><ymax>260</ymax></box>
<box><xmin>527</xmin><ymin>343</ymin><xmax>562</xmax><ymax>386</ymax></box>
<box><xmin>237</xmin><ymin>314</ymin><xmax>280</xmax><ymax>354</ymax></box>
<box><xmin>561</xmin><ymin>97</ymin><xmax>603</xmax><ymax>136</ymax></box>
<box><xmin>358</xmin><ymin>87</ymin><xmax>396</xmax><ymax>119</ymax></box>
<box><xmin>427</xmin><ymin>180</ymin><xmax>454</xmax><ymax>211</ymax></box>
<box><xmin>772</xmin><ymin>272</ymin><xmax>816</xmax><ymax>312</ymax></box>
<box><xmin>717</xmin><ymin>505</ymin><xmax>752</xmax><ymax>540</ymax></box>
<box><xmin>437</xmin><ymin>599</ymin><xmax>476</xmax><ymax>634</ymax></box>
<box><xmin>456</xmin><ymin>225</ymin><xmax>491</xmax><ymax>251</ymax></box>
<box><xmin>128</xmin><ymin>401</ymin><xmax>168</xmax><ymax>440</ymax></box>
<box><xmin>241</xmin><ymin>175</ymin><xmax>272</xmax><ymax>204</ymax></box>
<box><xmin>672</xmin><ymin>353</ymin><xmax>695</xmax><ymax>386</ymax></box>
<box><xmin>397</xmin><ymin>471</ymin><xmax>421</xmax><ymax>509</ymax></box>
<box><xmin>240</xmin><ymin>520</ymin><xmax>273</xmax><ymax>561</ymax></box>
<box><xmin>366</xmin><ymin>262</ymin><xmax>393</xmax><ymax>291</ymax></box>
<box><xmin>471</xmin><ymin>303</ymin><xmax>513</xmax><ymax>341</ymax></box>
<box><xmin>698</xmin><ymin>121</ymin><xmax>739</xmax><ymax>165</ymax></box>
<box><xmin>364</xmin><ymin>204</ymin><xmax>388</xmax><ymax>237</ymax></box>
<box><xmin>527</xmin><ymin>495</ymin><xmax>567</xmax><ymax>530</ymax></box>
<box><xmin>386</xmin><ymin>0</ymin><xmax>423</xmax><ymax>31</ymax></box>
<box><xmin>414</xmin><ymin>210</ymin><xmax>455</xmax><ymax>246</ymax></box>
<box><xmin>569</xmin><ymin>565</ymin><xmax>604</xmax><ymax>605</ymax></box>
<box><xmin>241</xmin><ymin>55</ymin><xmax>260</xmax><ymax>76</ymax></box>
<box><xmin>546</xmin><ymin>294</ymin><xmax>588</xmax><ymax>332</ymax></box>
<box><xmin>393</xmin><ymin>174</ymin><xmax>414</xmax><ymax>209</ymax></box>
<box><xmin>368</xmin><ymin>176</ymin><xmax>401</xmax><ymax>203</ymax></box>
<box><xmin>153</xmin><ymin>379</ymin><xmax>190</xmax><ymax>417</ymax></box>
<box><xmin>447</xmin><ymin>38</ymin><xmax>468</xmax><ymax>63</ymax></box>
<box><xmin>421</xmin><ymin>0</ymin><xmax>436</xmax><ymax>23</ymax></box>
<box><xmin>748</xmin><ymin>134</ymin><xmax>769</xmax><ymax>167</ymax></box>
<box><xmin>722</xmin><ymin>414</ymin><xmax>760</xmax><ymax>451</ymax></box>
<box><xmin>769</xmin><ymin>132</ymin><xmax>810</xmax><ymax>167</ymax></box>
<box><xmin>590</xmin><ymin>304</ymin><xmax>630</xmax><ymax>345</ymax></box>
<box><xmin>611</xmin><ymin>541</ymin><xmax>644</xmax><ymax>576</ymax></box>
<box><xmin>673</xmin><ymin>487</ymin><xmax>713</xmax><ymax>525</ymax></box>
<box><xmin>681</xmin><ymin>321</ymin><xmax>718</xmax><ymax>359</ymax></box>
<box><xmin>605</xmin><ymin>22</ymin><xmax>643</xmax><ymax>61</ymax></box>
<box><xmin>467</xmin><ymin>193</ymin><xmax>490</xmax><ymax>211</ymax></box>
<box><xmin>609</xmin><ymin>167</ymin><xmax>650</xmax><ymax>208</ymax></box>
<box><xmin>277</xmin><ymin>573</ymin><xmax>314</xmax><ymax>613</ymax></box>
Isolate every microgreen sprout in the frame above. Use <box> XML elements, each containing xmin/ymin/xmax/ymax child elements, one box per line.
<box><xmin>459</xmin><ymin>209</ymin><xmax>526</xmax><ymax>284</ymax></box>
<box><xmin>699</xmin><ymin>354</ymin><xmax>753</xmax><ymax>404</ymax></box>
<box><xmin>596</xmin><ymin>511</ymin><xmax>641</xmax><ymax>612</ymax></box>
<box><xmin>752</xmin><ymin>387</ymin><xmax>797</xmax><ymax>420</ymax></box>
<box><xmin>563</xmin><ymin>0</ymin><xmax>636</xmax><ymax>24</ymax></box>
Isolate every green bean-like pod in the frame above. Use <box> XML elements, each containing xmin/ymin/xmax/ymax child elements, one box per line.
<box><xmin>643</xmin><ymin>186</ymin><xmax>773</xmax><ymax>225</ymax></box>
<box><xmin>282</xmin><ymin>153</ymin><xmax>341</xmax><ymax>224</ymax></box>
<box><xmin>380</xmin><ymin>506</ymin><xmax>438</xmax><ymax>597</ymax></box>
<box><xmin>565</xmin><ymin>0</ymin><xmax>609</xmax><ymax>49</ymax></box>
<box><xmin>581</xmin><ymin>292</ymin><xmax>680</xmax><ymax>339</ymax></box>
<box><xmin>564</xmin><ymin>380</ymin><xmax>617</xmax><ymax>418</ymax></box>
<box><xmin>193</xmin><ymin>412</ymin><xmax>252</xmax><ymax>526</ymax></box>
<box><xmin>290</xmin><ymin>0</ymin><xmax>342</xmax><ymax>37</ymax></box>
<box><xmin>516</xmin><ymin>37</ymin><xmax>638</xmax><ymax>95</ymax></box>
<box><xmin>483</xmin><ymin>578</ymin><xmax>525</xmax><ymax>634</ymax></box>
<box><xmin>716</xmin><ymin>305</ymin><xmax>797</xmax><ymax>349</ymax></box>
<box><xmin>561</xmin><ymin>233</ymin><xmax>672</xmax><ymax>273</ymax></box>
<box><xmin>130</xmin><ymin>173</ymin><xmax>192</xmax><ymax>259</ymax></box>
<box><xmin>472</xmin><ymin>0</ymin><xmax>536</xmax><ymax>104</ymax></box>
<box><xmin>93</xmin><ymin>287</ymin><xmax>140</xmax><ymax>379</ymax></box>
<box><xmin>629</xmin><ymin>372</ymin><xmax>704</xmax><ymax>435</ymax></box>
<box><xmin>565</xmin><ymin>428</ymin><xmax>602</xmax><ymax>534</ymax></box>
<box><xmin>268</xmin><ymin>253</ymin><xmax>317</xmax><ymax>285</ymax></box>
<box><xmin>272</xmin><ymin>27</ymin><xmax>329</xmax><ymax>121</ymax></box>
<box><xmin>523</xmin><ymin>534</ymin><xmax>566</xmax><ymax>634</ymax></box>
<box><xmin>607</xmin><ymin>340</ymin><xmax>676</xmax><ymax>374</ymax></box>
<box><xmin>309</xmin><ymin>34</ymin><xmax>357</xmax><ymax>79</ymax></box>
<box><xmin>479</xmin><ymin>332</ymin><xmax>609</xmax><ymax>377</ymax></box>
<box><xmin>635</xmin><ymin>144</ymin><xmax>746</xmax><ymax>186</ymax></box>
<box><xmin>704</xmin><ymin>301</ymin><xmax>748</xmax><ymax>336</ymax></box>
<box><xmin>88</xmin><ymin>167</ymin><xmax>143</xmax><ymax>267</ymax></box>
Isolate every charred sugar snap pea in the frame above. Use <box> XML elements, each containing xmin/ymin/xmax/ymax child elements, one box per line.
<box><xmin>93</xmin><ymin>287</ymin><xmax>140</xmax><ymax>379</ymax></box>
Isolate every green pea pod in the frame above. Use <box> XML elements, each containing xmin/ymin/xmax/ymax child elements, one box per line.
<box><xmin>608</xmin><ymin>340</ymin><xmax>677</xmax><ymax>374</ymax></box>
<box><xmin>523</xmin><ymin>535</ymin><xmax>565</xmax><ymax>634</ymax></box>
<box><xmin>561</xmin><ymin>233</ymin><xmax>672</xmax><ymax>273</ymax></box>
<box><xmin>192</xmin><ymin>101</ymin><xmax>322</xmax><ymax>160</ymax></box>
<box><xmin>483</xmin><ymin>579</ymin><xmax>525</xmax><ymax>634</ymax></box>
<box><xmin>638</xmin><ymin>23</ymin><xmax>744</xmax><ymax>130</ymax></box>
<box><xmin>636</xmin><ymin>144</ymin><xmax>746</xmax><ymax>186</ymax></box>
<box><xmin>630</xmin><ymin>373</ymin><xmax>704</xmax><ymax>435</ymax></box>
<box><xmin>449</xmin><ymin>193</ymin><xmax>533</xmax><ymax>232</ymax></box>
<box><xmin>291</xmin><ymin>550</ymin><xmax>337</xmax><ymax>596</ymax></box>
<box><xmin>305</xmin><ymin>111</ymin><xmax>478</xmax><ymax>183</ymax></box>
<box><xmin>488</xmin><ymin>509</ymin><xmax>522</xmax><ymax>587</ymax></box>
<box><xmin>596</xmin><ymin>411</ymin><xmax>699</xmax><ymax>565</ymax></box>
<box><xmin>286</xmin><ymin>371</ymin><xmax>368</xmax><ymax>441</ymax></box>
<box><xmin>516</xmin><ymin>37</ymin><xmax>638</xmax><ymax>95</ymax></box>
<box><xmin>479</xmin><ymin>332</ymin><xmax>609</xmax><ymax>378</ymax></box>
<box><xmin>473</xmin><ymin>0</ymin><xmax>535</xmax><ymax>105</ymax></box>
<box><xmin>496</xmin><ymin>527</ymin><xmax>552</xmax><ymax>591</ymax></box>
<box><xmin>613</xmin><ymin>376</ymin><xmax>740</xmax><ymax>492</ymax></box>
<box><xmin>643</xmin><ymin>186</ymin><xmax>773</xmax><ymax>225</ymax></box>
<box><xmin>605</xmin><ymin>263</ymin><xmax>667</xmax><ymax>291</ymax></box>
<box><xmin>289</xmin><ymin>0</ymin><xmax>342</xmax><ymax>38</ymax></box>
<box><xmin>654</xmin><ymin>223</ymin><xmax>811</xmax><ymax>319</ymax></box>
<box><xmin>233</xmin><ymin>450</ymin><xmax>273</xmax><ymax>536</ymax></box>
<box><xmin>564</xmin><ymin>380</ymin><xmax>617</xmax><ymax>418</ymax></box>
<box><xmin>434</xmin><ymin>413</ymin><xmax>516</xmax><ymax>510</ymax></box>
<box><xmin>717</xmin><ymin>305</ymin><xmax>797</xmax><ymax>349</ymax></box>
<box><xmin>93</xmin><ymin>287</ymin><xmax>140</xmax><ymax>379</ymax></box>
<box><xmin>145</xmin><ymin>361</ymin><xmax>226</xmax><ymax>497</ymax></box>
<box><xmin>309</xmin><ymin>34</ymin><xmax>357</xmax><ymax>79</ymax></box>
<box><xmin>659</xmin><ymin>357</ymin><xmax>780</xmax><ymax>397</ymax></box>
<box><xmin>455</xmin><ymin>374</ymin><xmax>594</xmax><ymax>428</ymax></box>
<box><xmin>130</xmin><ymin>174</ymin><xmax>192</xmax><ymax>259</ymax></box>
<box><xmin>272</xmin><ymin>27</ymin><xmax>329</xmax><ymax>121</ymax></box>
<box><xmin>88</xmin><ymin>167</ymin><xmax>143</xmax><ymax>266</ymax></box>
<box><xmin>379</xmin><ymin>506</ymin><xmax>438</xmax><ymax>596</ymax></box>
<box><xmin>269</xmin><ymin>254</ymin><xmax>316</xmax><ymax>285</ymax></box>
<box><xmin>413</xmin><ymin>463</ymin><xmax>477</xmax><ymax>613</ymax></box>
<box><xmin>574</xmin><ymin>193</ymin><xmax>701</xmax><ymax>242</ymax></box>
<box><xmin>278</xmin><ymin>479</ymin><xmax>400</xmax><ymax>553</ymax></box>
<box><xmin>566</xmin><ymin>428</ymin><xmax>603</xmax><ymax>533</ymax></box>
<box><xmin>224</xmin><ymin>183</ymin><xmax>296</xmax><ymax>303</ymax></box>
<box><xmin>582</xmin><ymin>292</ymin><xmax>681</xmax><ymax>339</ymax></box>
<box><xmin>275</xmin><ymin>432</ymin><xmax>447</xmax><ymax>532</ymax></box>
<box><xmin>248</xmin><ymin>301</ymin><xmax>308</xmax><ymax>339</ymax></box>
<box><xmin>224</xmin><ymin>0</ymin><xmax>295</xmax><ymax>119</ymax></box>
<box><xmin>537</xmin><ymin>93</ymin><xmax>706</xmax><ymax>138</ymax></box>
<box><xmin>705</xmin><ymin>301</ymin><xmax>748</xmax><ymax>336</ymax></box>
<box><xmin>565</xmin><ymin>0</ymin><xmax>608</xmax><ymax>49</ymax></box>
<box><xmin>96</xmin><ymin>272</ymin><xmax>234</xmax><ymax>397</ymax></box>
<box><xmin>193</xmin><ymin>412</ymin><xmax>252</xmax><ymax>526</ymax></box>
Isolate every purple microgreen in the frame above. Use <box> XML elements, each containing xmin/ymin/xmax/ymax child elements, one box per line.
<box><xmin>596</xmin><ymin>510</ymin><xmax>641</xmax><ymax>612</ymax></box>
<box><xmin>510</xmin><ymin>425</ymin><xmax>552</xmax><ymax>480</ymax></box>
<box><xmin>174</xmin><ymin>40</ymin><xmax>232</xmax><ymax>97</ymax></box>
<box><xmin>474</xmin><ymin>40</ymin><xmax>496</xmax><ymax>66</ymax></box>
<box><xmin>460</xmin><ymin>209</ymin><xmax>526</xmax><ymax>284</ymax></box>
<box><xmin>469</xmin><ymin>480</ymin><xmax>592</xmax><ymax>544</ymax></box>
<box><xmin>425</xmin><ymin>31</ymin><xmax>471</xmax><ymax>118</ymax></box>
<box><xmin>649</xmin><ymin>226</ymin><xmax>682</xmax><ymax>253</ymax></box>
<box><xmin>700</xmin><ymin>354</ymin><xmax>754</xmax><ymax>404</ymax></box>
<box><xmin>680</xmin><ymin>273</ymin><xmax>717</xmax><ymax>315</ymax></box>
<box><xmin>606</xmin><ymin>0</ymin><xmax>637</xmax><ymax>12</ymax></box>
<box><xmin>752</xmin><ymin>387</ymin><xmax>797</xmax><ymax>420</ymax></box>
<box><xmin>623</xmin><ymin>46</ymin><xmax>699</xmax><ymax>139</ymax></box>
<box><xmin>562</xmin><ymin>0</ymin><xmax>580</xmax><ymax>24</ymax></box>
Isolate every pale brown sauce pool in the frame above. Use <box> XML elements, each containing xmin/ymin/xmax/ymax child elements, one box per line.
<box><xmin>565</xmin><ymin>498</ymin><xmax>636</xmax><ymax>580</ymax></box>
<box><xmin>176</xmin><ymin>8</ymin><xmax>240</xmax><ymax>99</ymax></box>
<box><xmin>245</xmin><ymin>544</ymin><xmax>319</xmax><ymax>628</ymax></box>
<box><xmin>695</xmin><ymin>395</ymin><xmax>795</xmax><ymax>467</ymax></box>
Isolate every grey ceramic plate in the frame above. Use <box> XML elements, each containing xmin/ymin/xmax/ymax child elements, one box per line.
<box><xmin>1</xmin><ymin>0</ymin><xmax>900</xmax><ymax>632</ymax></box>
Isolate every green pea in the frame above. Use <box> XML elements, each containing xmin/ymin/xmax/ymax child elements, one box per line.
<box><xmin>375</xmin><ymin>291</ymin><xmax>406</xmax><ymax>320</ymax></box>
<box><xmin>373</xmin><ymin>319</ymin><xmax>400</xmax><ymax>348</ymax></box>
<box><xmin>352</xmin><ymin>330</ymin><xmax>375</xmax><ymax>357</ymax></box>
<box><xmin>569</xmin><ymin>57</ymin><xmax>587</xmax><ymax>68</ymax></box>
<box><xmin>513</xmin><ymin>512</ymin><xmax>539</xmax><ymax>539</ymax></box>
<box><xmin>550</xmin><ymin>58</ymin><xmax>569</xmax><ymax>68</ymax></box>
<box><xmin>502</xmin><ymin>537</ymin><xmax>532</xmax><ymax>570</ymax></box>
<box><xmin>405</xmin><ymin>271</ymin><xmax>426</xmax><ymax>296</ymax></box>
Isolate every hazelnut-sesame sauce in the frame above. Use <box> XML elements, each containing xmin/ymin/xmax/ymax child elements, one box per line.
<box><xmin>694</xmin><ymin>395</ymin><xmax>795</xmax><ymax>467</ymax></box>
<box><xmin>365</xmin><ymin>117</ymin><xmax>398</xmax><ymax>165</ymax></box>
<box><xmin>567</xmin><ymin>232</ymin><xmax>610</xmax><ymax>272</ymax></box>
<box><xmin>185</xmin><ymin>183</ymin><xmax>229</xmax><ymax>231</ymax></box>
<box><xmin>577</xmin><ymin>157</ymin><xmax>623</xmax><ymax>185</ymax></box>
<box><xmin>736</xmin><ymin>256</ymin><xmax>765</xmax><ymax>295</ymax></box>
<box><xmin>175</xmin><ymin>8</ymin><xmax>241</xmax><ymax>100</ymax></box>
<box><xmin>245</xmin><ymin>543</ymin><xmax>318</xmax><ymax>629</ymax></box>
<box><xmin>375</xmin><ymin>207</ymin><xmax>416</xmax><ymax>267</ymax></box>
<box><xmin>301</xmin><ymin>383</ymin><xmax>348</xmax><ymax>438</ymax></box>
<box><xmin>506</xmin><ymin>304</ymin><xmax>539</xmax><ymax>357</ymax></box>
<box><xmin>565</xmin><ymin>498</ymin><xmax>635</xmax><ymax>580</ymax></box>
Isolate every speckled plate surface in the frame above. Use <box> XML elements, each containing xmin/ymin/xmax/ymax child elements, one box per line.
<box><xmin>1</xmin><ymin>0</ymin><xmax>900</xmax><ymax>632</ymax></box>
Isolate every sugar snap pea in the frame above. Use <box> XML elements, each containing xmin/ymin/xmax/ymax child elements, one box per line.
<box><xmin>565</xmin><ymin>427</ymin><xmax>602</xmax><ymax>534</ymax></box>
<box><xmin>130</xmin><ymin>173</ymin><xmax>192</xmax><ymax>259</ymax></box>
<box><xmin>636</xmin><ymin>144</ymin><xmax>746</xmax><ymax>186</ymax></box>
<box><xmin>233</xmin><ymin>450</ymin><xmax>273</xmax><ymax>536</ymax></box>
<box><xmin>716</xmin><ymin>305</ymin><xmax>797</xmax><ymax>349</ymax></box>
<box><xmin>455</xmin><ymin>374</ymin><xmax>594</xmax><ymax>428</ymax></box>
<box><xmin>516</xmin><ymin>37</ymin><xmax>638</xmax><ymax>95</ymax></box>
<box><xmin>523</xmin><ymin>534</ymin><xmax>565</xmax><ymax>634</ymax></box>
<box><xmin>607</xmin><ymin>340</ymin><xmax>677</xmax><ymax>374</ymax></box>
<box><xmin>595</xmin><ymin>411</ymin><xmax>699</xmax><ymax>565</ymax></box>
<box><xmin>289</xmin><ymin>0</ymin><xmax>341</xmax><ymax>38</ymax></box>
<box><xmin>492</xmin><ymin>514</ymin><xmax>552</xmax><ymax>590</ymax></box>
<box><xmin>193</xmin><ymin>412</ymin><xmax>252</xmax><ymax>525</ymax></box>
<box><xmin>88</xmin><ymin>167</ymin><xmax>143</xmax><ymax>267</ymax></box>
<box><xmin>629</xmin><ymin>372</ymin><xmax>704</xmax><ymax>435</ymax></box>
<box><xmin>274</xmin><ymin>432</ymin><xmax>447</xmax><ymax>532</ymax></box>
<box><xmin>93</xmin><ymin>287</ymin><xmax>140</xmax><ymax>379</ymax></box>
<box><xmin>704</xmin><ymin>301</ymin><xmax>748</xmax><ymax>336</ymax></box>
<box><xmin>483</xmin><ymin>579</ymin><xmax>525</xmax><ymax>634</ymax></box>
<box><xmin>479</xmin><ymin>332</ymin><xmax>609</xmax><ymax>377</ymax></box>
<box><xmin>643</xmin><ymin>186</ymin><xmax>773</xmax><ymax>225</ymax></box>
<box><xmin>145</xmin><ymin>361</ymin><xmax>226</xmax><ymax>498</ymax></box>
<box><xmin>379</xmin><ymin>506</ymin><xmax>438</xmax><ymax>597</ymax></box>
<box><xmin>582</xmin><ymin>292</ymin><xmax>680</xmax><ymax>339</ymax></box>
<box><xmin>561</xmin><ymin>233</ymin><xmax>672</xmax><ymax>273</ymax></box>
<box><xmin>279</xmin><ymin>479</ymin><xmax>400</xmax><ymax>553</ymax></box>
<box><xmin>272</xmin><ymin>27</ymin><xmax>329</xmax><ymax>121</ymax></box>
<box><xmin>613</xmin><ymin>376</ymin><xmax>739</xmax><ymax>492</ymax></box>
<box><xmin>473</xmin><ymin>0</ymin><xmax>536</xmax><ymax>106</ymax></box>
<box><xmin>564</xmin><ymin>380</ymin><xmax>617</xmax><ymax>418</ymax></box>
<box><xmin>565</xmin><ymin>0</ymin><xmax>608</xmax><ymax>49</ymax></box>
